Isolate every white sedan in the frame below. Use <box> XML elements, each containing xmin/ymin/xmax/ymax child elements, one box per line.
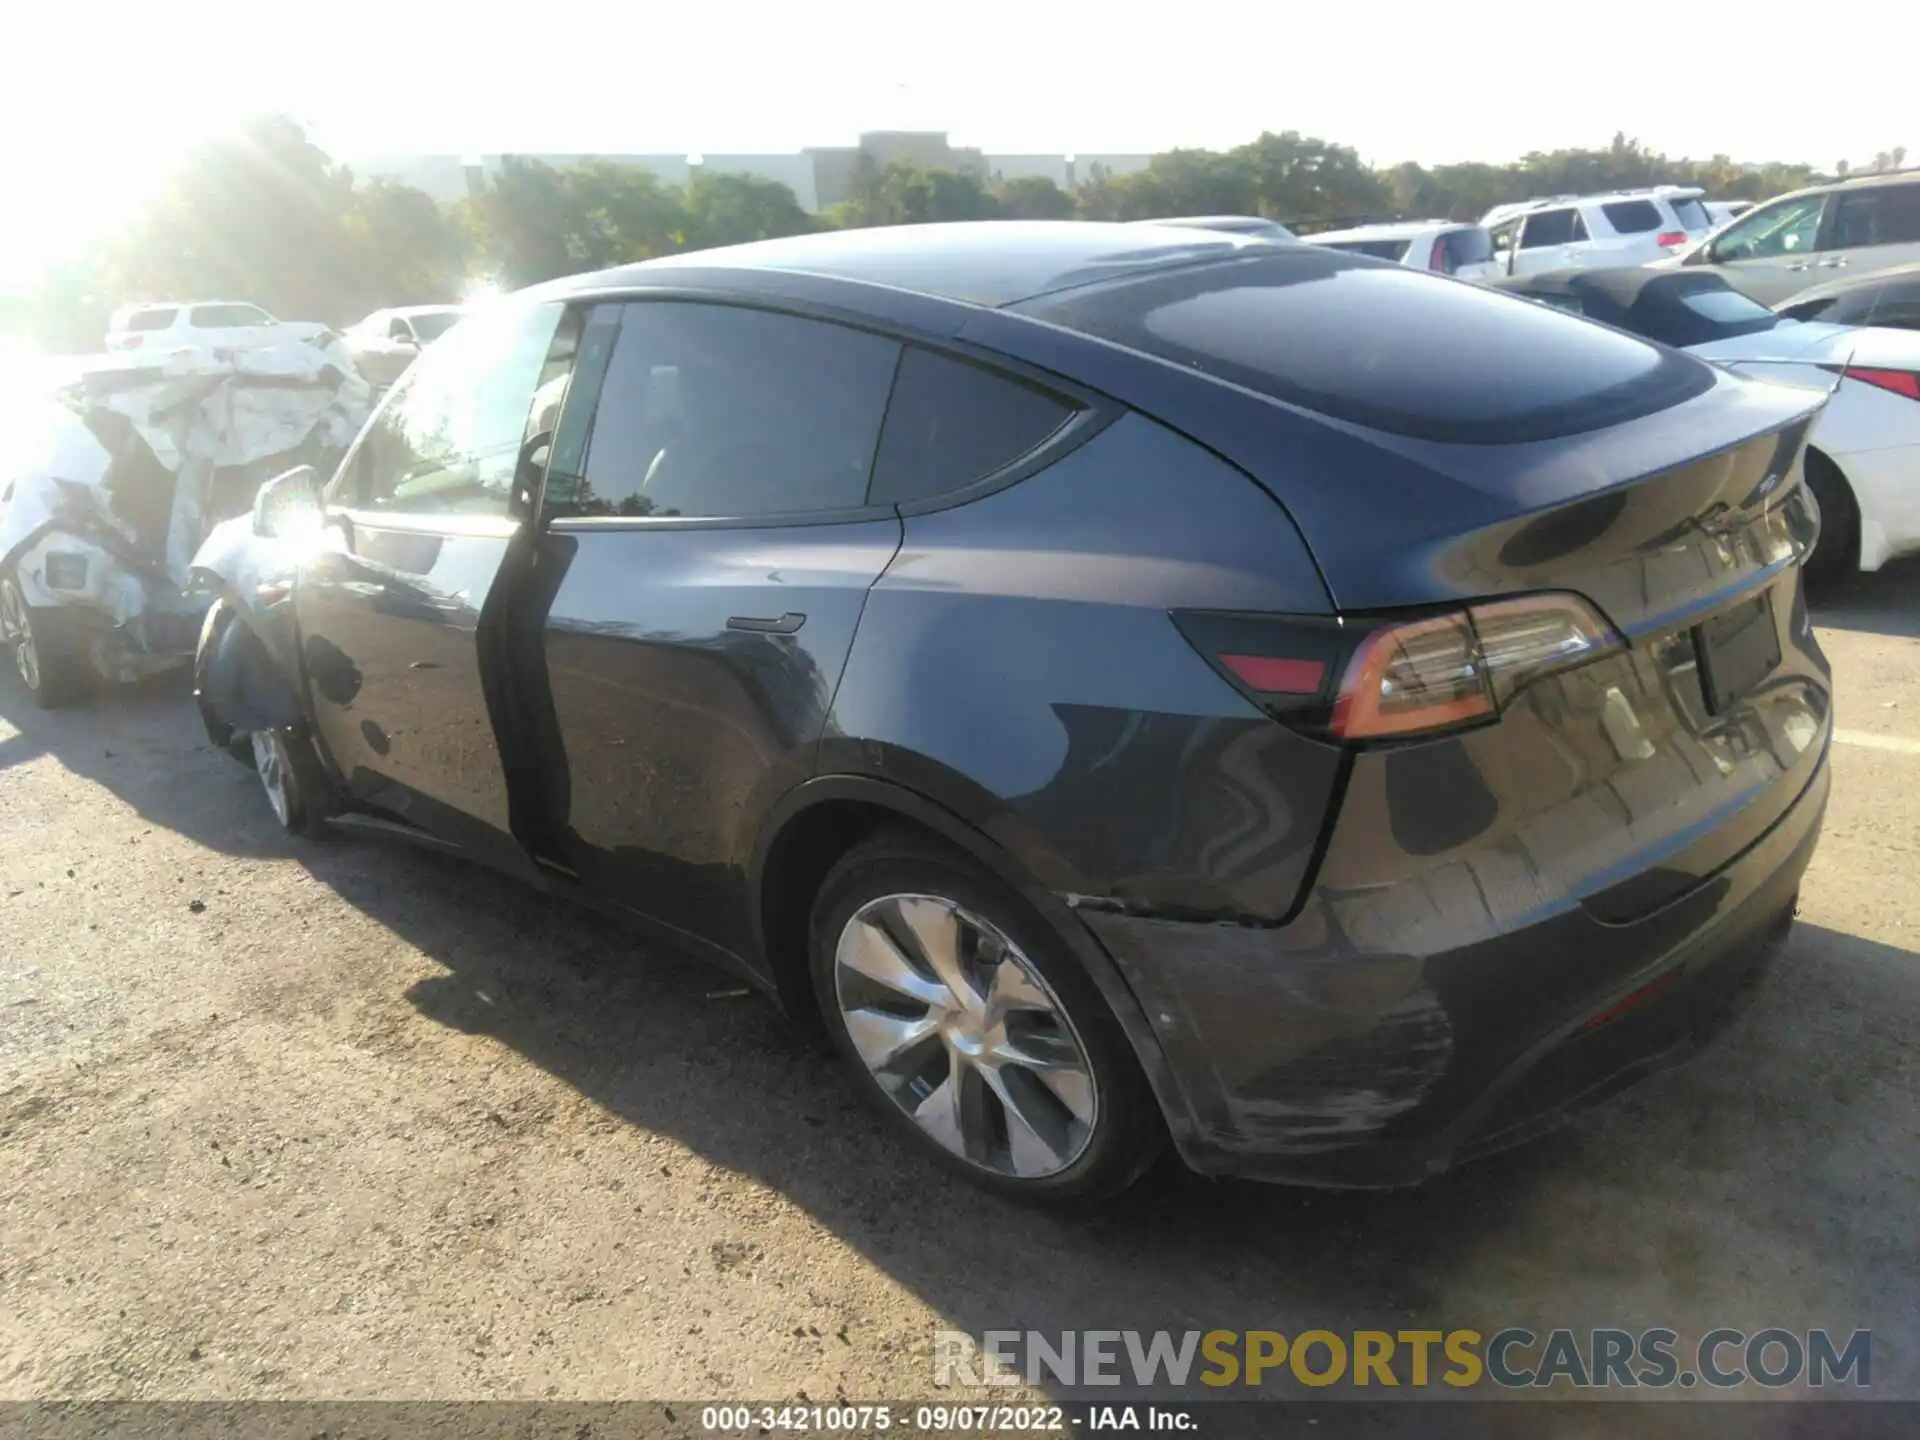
<box><xmin>1493</xmin><ymin>267</ymin><xmax>1920</xmax><ymax>586</ymax></box>
<box><xmin>340</xmin><ymin>305</ymin><xmax>465</xmax><ymax>388</ymax></box>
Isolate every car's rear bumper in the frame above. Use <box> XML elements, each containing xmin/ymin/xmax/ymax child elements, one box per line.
<box><xmin>1079</xmin><ymin>742</ymin><xmax>1829</xmax><ymax>1187</ymax></box>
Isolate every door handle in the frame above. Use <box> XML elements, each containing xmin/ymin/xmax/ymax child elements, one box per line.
<box><xmin>1786</xmin><ymin>261</ymin><xmax>1813</xmax><ymax>271</ymax></box>
<box><xmin>1816</xmin><ymin>257</ymin><xmax>1849</xmax><ymax>268</ymax></box>
<box><xmin>726</xmin><ymin>612</ymin><xmax>806</xmax><ymax>634</ymax></box>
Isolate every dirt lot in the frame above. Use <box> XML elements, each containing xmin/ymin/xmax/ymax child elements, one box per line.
<box><xmin>1</xmin><ymin>566</ymin><xmax>1917</xmax><ymax>1407</ymax></box>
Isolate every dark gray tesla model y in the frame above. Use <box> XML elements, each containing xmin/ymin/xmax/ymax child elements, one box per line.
<box><xmin>192</xmin><ymin>221</ymin><xmax>1833</xmax><ymax>1203</ymax></box>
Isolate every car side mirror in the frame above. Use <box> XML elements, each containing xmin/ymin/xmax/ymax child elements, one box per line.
<box><xmin>252</xmin><ymin>464</ymin><xmax>324</xmax><ymax>540</ymax></box>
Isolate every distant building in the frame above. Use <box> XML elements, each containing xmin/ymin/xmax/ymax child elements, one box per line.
<box><xmin>350</xmin><ymin>132</ymin><xmax>1152</xmax><ymax>211</ymax></box>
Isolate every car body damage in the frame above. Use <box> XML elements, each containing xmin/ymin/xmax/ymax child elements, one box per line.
<box><xmin>0</xmin><ymin>339</ymin><xmax>371</xmax><ymax>701</ymax></box>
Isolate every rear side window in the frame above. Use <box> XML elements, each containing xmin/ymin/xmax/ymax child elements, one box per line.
<box><xmin>1670</xmin><ymin>197</ymin><xmax>1710</xmax><ymax>230</ymax></box>
<box><xmin>1020</xmin><ymin>250</ymin><xmax>1710</xmax><ymax>444</ymax></box>
<box><xmin>1602</xmin><ymin>200</ymin><xmax>1663</xmax><ymax>234</ymax></box>
<box><xmin>125</xmin><ymin>308</ymin><xmax>177</xmax><ymax>332</ymax></box>
<box><xmin>564</xmin><ymin>301</ymin><xmax>899</xmax><ymax>520</ymax></box>
<box><xmin>870</xmin><ymin>348</ymin><xmax>1077</xmax><ymax>506</ymax></box>
<box><xmin>1321</xmin><ymin>239</ymin><xmax>1411</xmax><ymax>262</ymax></box>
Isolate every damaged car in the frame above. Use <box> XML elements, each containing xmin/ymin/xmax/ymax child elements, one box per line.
<box><xmin>193</xmin><ymin>226</ymin><xmax>1833</xmax><ymax>1204</ymax></box>
<box><xmin>0</xmin><ymin>340</ymin><xmax>371</xmax><ymax>706</ymax></box>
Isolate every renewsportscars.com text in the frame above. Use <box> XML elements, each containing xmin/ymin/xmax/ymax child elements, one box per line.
<box><xmin>934</xmin><ymin>1327</ymin><xmax>1872</xmax><ymax>1391</ymax></box>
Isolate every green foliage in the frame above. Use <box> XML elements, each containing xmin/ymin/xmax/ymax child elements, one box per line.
<box><xmin>0</xmin><ymin>115</ymin><xmax>1867</xmax><ymax>354</ymax></box>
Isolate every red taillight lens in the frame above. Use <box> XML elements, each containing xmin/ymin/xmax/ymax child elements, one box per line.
<box><xmin>121</xmin><ymin>335</ymin><xmax>141</xmax><ymax>349</ymax></box>
<box><xmin>1176</xmin><ymin>593</ymin><xmax>1622</xmax><ymax>745</ymax></box>
<box><xmin>1219</xmin><ymin>654</ymin><xmax>1327</xmax><ymax>694</ymax></box>
<box><xmin>1428</xmin><ymin>237</ymin><xmax>1451</xmax><ymax>274</ymax></box>
<box><xmin>1655</xmin><ymin>230</ymin><xmax>1688</xmax><ymax>248</ymax></box>
<box><xmin>1843</xmin><ymin>366</ymin><xmax>1920</xmax><ymax>401</ymax></box>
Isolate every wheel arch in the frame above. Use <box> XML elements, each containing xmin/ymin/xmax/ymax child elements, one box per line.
<box><xmin>748</xmin><ymin>773</ymin><xmax>1196</xmax><ymax>1149</ymax></box>
<box><xmin>1804</xmin><ymin>443</ymin><xmax>1863</xmax><ymax>573</ymax></box>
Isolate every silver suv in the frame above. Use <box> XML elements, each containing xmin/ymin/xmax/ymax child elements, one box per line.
<box><xmin>1662</xmin><ymin>171</ymin><xmax>1920</xmax><ymax>305</ymax></box>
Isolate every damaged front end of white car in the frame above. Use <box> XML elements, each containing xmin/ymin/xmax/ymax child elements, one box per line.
<box><xmin>0</xmin><ymin>338</ymin><xmax>371</xmax><ymax>707</ymax></box>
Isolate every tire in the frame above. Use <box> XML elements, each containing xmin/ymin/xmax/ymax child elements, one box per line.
<box><xmin>248</xmin><ymin>725</ymin><xmax>333</xmax><ymax>836</ymax></box>
<box><xmin>1802</xmin><ymin>451</ymin><xmax>1859</xmax><ymax>594</ymax></box>
<box><xmin>194</xmin><ymin>601</ymin><xmax>254</xmax><ymax>765</ymax></box>
<box><xmin>0</xmin><ymin>574</ymin><xmax>91</xmax><ymax>709</ymax></box>
<box><xmin>810</xmin><ymin>828</ymin><xmax>1164</xmax><ymax>1206</ymax></box>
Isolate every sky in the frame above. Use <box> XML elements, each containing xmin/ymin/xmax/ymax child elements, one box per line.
<box><xmin>2</xmin><ymin>0</ymin><xmax>1912</xmax><ymax>282</ymax></box>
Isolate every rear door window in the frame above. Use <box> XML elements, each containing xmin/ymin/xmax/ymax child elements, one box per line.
<box><xmin>869</xmin><ymin>348</ymin><xmax>1078</xmax><ymax>505</ymax></box>
<box><xmin>1018</xmin><ymin>249</ymin><xmax>1709</xmax><ymax>444</ymax></box>
<box><xmin>1519</xmin><ymin>209</ymin><xmax>1583</xmax><ymax>248</ymax></box>
<box><xmin>1602</xmin><ymin>200</ymin><xmax>1663</xmax><ymax>235</ymax></box>
<box><xmin>126</xmin><ymin>309</ymin><xmax>178</xmax><ymax>332</ymax></box>
<box><xmin>1830</xmin><ymin>186</ymin><xmax>1920</xmax><ymax>249</ymax></box>
<box><xmin>557</xmin><ymin>301</ymin><xmax>899</xmax><ymax>520</ymax></box>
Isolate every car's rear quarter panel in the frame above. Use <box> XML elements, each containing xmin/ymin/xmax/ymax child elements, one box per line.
<box><xmin>823</xmin><ymin>411</ymin><xmax>1345</xmax><ymax>926</ymax></box>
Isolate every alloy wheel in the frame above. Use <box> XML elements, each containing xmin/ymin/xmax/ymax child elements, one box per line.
<box><xmin>833</xmin><ymin>893</ymin><xmax>1098</xmax><ymax>1179</ymax></box>
<box><xmin>251</xmin><ymin>730</ymin><xmax>293</xmax><ymax>827</ymax></box>
<box><xmin>0</xmin><ymin>580</ymin><xmax>39</xmax><ymax>693</ymax></box>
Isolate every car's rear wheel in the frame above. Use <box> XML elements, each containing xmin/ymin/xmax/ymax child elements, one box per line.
<box><xmin>0</xmin><ymin>574</ymin><xmax>89</xmax><ymax>709</ymax></box>
<box><xmin>1802</xmin><ymin>451</ymin><xmax>1859</xmax><ymax>593</ymax></box>
<box><xmin>810</xmin><ymin>829</ymin><xmax>1162</xmax><ymax>1205</ymax></box>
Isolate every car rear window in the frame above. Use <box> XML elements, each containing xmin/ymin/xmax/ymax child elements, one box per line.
<box><xmin>1443</xmin><ymin>228</ymin><xmax>1495</xmax><ymax>268</ymax></box>
<box><xmin>125</xmin><ymin>308</ymin><xmax>178</xmax><ymax>332</ymax></box>
<box><xmin>189</xmin><ymin>304</ymin><xmax>271</xmax><ymax>328</ymax></box>
<box><xmin>869</xmin><ymin>348</ymin><xmax>1078</xmax><ymax>505</ymax></box>
<box><xmin>1602</xmin><ymin>200</ymin><xmax>1663</xmax><ymax>234</ymax></box>
<box><xmin>1018</xmin><ymin>250</ymin><xmax>1711</xmax><ymax>444</ymax></box>
<box><xmin>1320</xmin><ymin>239</ymin><xmax>1411</xmax><ymax>262</ymax></box>
<box><xmin>1670</xmin><ymin>197</ymin><xmax>1710</xmax><ymax>230</ymax></box>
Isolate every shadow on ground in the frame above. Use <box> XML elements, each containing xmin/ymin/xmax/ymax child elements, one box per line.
<box><xmin>2</xmin><ymin>627</ymin><xmax>1916</xmax><ymax>1403</ymax></box>
<box><xmin>1812</xmin><ymin>555</ymin><xmax>1920</xmax><ymax>639</ymax></box>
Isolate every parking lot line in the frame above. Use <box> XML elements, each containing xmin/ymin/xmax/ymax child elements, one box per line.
<box><xmin>1834</xmin><ymin>728</ymin><xmax>1920</xmax><ymax>756</ymax></box>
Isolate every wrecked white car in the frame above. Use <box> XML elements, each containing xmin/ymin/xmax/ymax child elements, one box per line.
<box><xmin>0</xmin><ymin>340</ymin><xmax>371</xmax><ymax>707</ymax></box>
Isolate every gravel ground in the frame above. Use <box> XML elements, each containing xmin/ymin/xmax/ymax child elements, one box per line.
<box><xmin>1</xmin><ymin>565</ymin><xmax>1917</xmax><ymax>1408</ymax></box>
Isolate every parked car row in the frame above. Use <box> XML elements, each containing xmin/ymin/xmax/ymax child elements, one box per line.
<box><xmin>105</xmin><ymin>301</ymin><xmax>466</xmax><ymax>389</ymax></box>
<box><xmin>157</xmin><ymin>221</ymin><xmax>1837</xmax><ymax>1205</ymax></box>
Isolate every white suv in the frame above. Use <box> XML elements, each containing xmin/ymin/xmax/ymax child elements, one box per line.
<box><xmin>104</xmin><ymin>301</ymin><xmax>330</xmax><ymax>356</ymax></box>
<box><xmin>1304</xmin><ymin>220</ymin><xmax>1500</xmax><ymax>278</ymax></box>
<box><xmin>1482</xmin><ymin>187</ymin><xmax>1715</xmax><ymax>276</ymax></box>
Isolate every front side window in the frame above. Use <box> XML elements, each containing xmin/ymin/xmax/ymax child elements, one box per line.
<box><xmin>1830</xmin><ymin>185</ymin><xmax>1920</xmax><ymax>249</ymax></box>
<box><xmin>1713</xmin><ymin>194</ymin><xmax>1827</xmax><ymax>261</ymax></box>
<box><xmin>559</xmin><ymin>301</ymin><xmax>899</xmax><ymax>520</ymax></box>
<box><xmin>342</xmin><ymin>299</ymin><xmax>567</xmax><ymax>517</ymax></box>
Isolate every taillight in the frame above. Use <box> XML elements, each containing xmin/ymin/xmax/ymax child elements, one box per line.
<box><xmin>1428</xmin><ymin>237</ymin><xmax>1451</xmax><ymax>274</ymax></box>
<box><xmin>1839</xmin><ymin>365</ymin><xmax>1920</xmax><ymax>401</ymax></box>
<box><xmin>1174</xmin><ymin>593</ymin><xmax>1622</xmax><ymax>745</ymax></box>
<box><xmin>1655</xmin><ymin>231</ymin><xmax>1688</xmax><ymax>249</ymax></box>
<box><xmin>120</xmin><ymin>335</ymin><xmax>141</xmax><ymax>349</ymax></box>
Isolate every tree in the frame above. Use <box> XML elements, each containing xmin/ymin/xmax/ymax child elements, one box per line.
<box><xmin>993</xmin><ymin>175</ymin><xmax>1076</xmax><ymax>220</ymax></box>
<box><xmin>681</xmin><ymin>171</ymin><xmax>818</xmax><ymax>249</ymax></box>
